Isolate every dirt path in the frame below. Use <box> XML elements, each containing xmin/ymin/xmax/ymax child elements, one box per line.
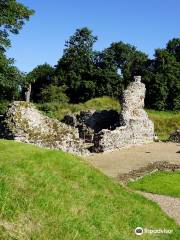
<box><xmin>138</xmin><ymin>191</ymin><xmax>180</xmax><ymax>225</ymax></box>
<box><xmin>86</xmin><ymin>142</ymin><xmax>180</xmax><ymax>178</ymax></box>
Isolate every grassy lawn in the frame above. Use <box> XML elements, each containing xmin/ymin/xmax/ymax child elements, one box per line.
<box><xmin>146</xmin><ymin>110</ymin><xmax>180</xmax><ymax>140</ymax></box>
<box><xmin>0</xmin><ymin>140</ymin><xmax>179</xmax><ymax>239</ymax></box>
<box><xmin>128</xmin><ymin>172</ymin><xmax>180</xmax><ymax>197</ymax></box>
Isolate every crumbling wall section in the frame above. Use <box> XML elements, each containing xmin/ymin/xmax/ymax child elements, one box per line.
<box><xmin>2</xmin><ymin>101</ymin><xmax>90</xmax><ymax>155</ymax></box>
<box><xmin>92</xmin><ymin>76</ymin><xmax>154</xmax><ymax>152</ymax></box>
<box><xmin>2</xmin><ymin>76</ymin><xmax>155</xmax><ymax>155</ymax></box>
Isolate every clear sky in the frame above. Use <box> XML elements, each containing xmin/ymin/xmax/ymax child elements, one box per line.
<box><xmin>7</xmin><ymin>0</ymin><xmax>180</xmax><ymax>73</ymax></box>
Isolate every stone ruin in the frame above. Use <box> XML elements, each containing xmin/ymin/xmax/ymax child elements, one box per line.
<box><xmin>169</xmin><ymin>130</ymin><xmax>180</xmax><ymax>143</ymax></box>
<box><xmin>63</xmin><ymin>76</ymin><xmax>154</xmax><ymax>152</ymax></box>
<box><xmin>0</xmin><ymin>101</ymin><xmax>89</xmax><ymax>155</ymax></box>
<box><xmin>93</xmin><ymin>76</ymin><xmax>154</xmax><ymax>151</ymax></box>
<box><xmin>0</xmin><ymin>76</ymin><xmax>155</xmax><ymax>155</ymax></box>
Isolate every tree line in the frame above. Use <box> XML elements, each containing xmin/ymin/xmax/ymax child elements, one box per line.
<box><xmin>0</xmin><ymin>1</ymin><xmax>180</xmax><ymax>111</ymax></box>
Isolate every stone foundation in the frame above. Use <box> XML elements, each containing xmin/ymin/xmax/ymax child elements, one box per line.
<box><xmin>118</xmin><ymin>161</ymin><xmax>180</xmax><ymax>184</ymax></box>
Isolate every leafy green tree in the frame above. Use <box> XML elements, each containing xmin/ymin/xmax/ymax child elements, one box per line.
<box><xmin>0</xmin><ymin>0</ymin><xmax>34</xmax><ymax>51</ymax></box>
<box><xmin>93</xmin><ymin>51</ymin><xmax>123</xmax><ymax>99</ymax></box>
<box><xmin>0</xmin><ymin>50</ymin><xmax>24</xmax><ymax>100</ymax></box>
<box><xmin>90</xmin><ymin>41</ymin><xmax>147</xmax><ymax>100</ymax></box>
<box><xmin>104</xmin><ymin>42</ymin><xmax>148</xmax><ymax>86</ymax></box>
<box><xmin>103</xmin><ymin>40</ymin><xmax>180</xmax><ymax>111</ymax></box>
<box><xmin>167</xmin><ymin>38</ymin><xmax>180</xmax><ymax>62</ymax></box>
<box><xmin>55</xmin><ymin>27</ymin><xmax>97</xmax><ymax>103</ymax></box>
<box><xmin>0</xmin><ymin>0</ymin><xmax>34</xmax><ymax>102</ymax></box>
<box><xmin>26</xmin><ymin>64</ymin><xmax>55</xmax><ymax>102</ymax></box>
<box><xmin>144</xmin><ymin>48</ymin><xmax>180</xmax><ymax>110</ymax></box>
<box><xmin>40</xmin><ymin>85</ymin><xmax>69</xmax><ymax>103</ymax></box>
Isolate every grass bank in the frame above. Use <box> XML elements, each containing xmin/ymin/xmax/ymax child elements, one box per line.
<box><xmin>146</xmin><ymin>110</ymin><xmax>180</xmax><ymax>140</ymax></box>
<box><xmin>128</xmin><ymin>171</ymin><xmax>180</xmax><ymax>198</ymax></box>
<box><xmin>37</xmin><ymin>97</ymin><xmax>180</xmax><ymax>140</ymax></box>
<box><xmin>0</xmin><ymin>140</ymin><xmax>179</xmax><ymax>239</ymax></box>
<box><xmin>37</xmin><ymin>96</ymin><xmax>120</xmax><ymax>120</ymax></box>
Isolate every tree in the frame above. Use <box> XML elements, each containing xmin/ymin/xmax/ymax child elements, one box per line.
<box><xmin>40</xmin><ymin>85</ymin><xmax>69</xmax><ymax>103</ymax></box>
<box><xmin>0</xmin><ymin>50</ymin><xmax>24</xmax><ymax>100</ymax></box>
<box><xmin>55</xmin><ymin>27</ymin><xmax>98</xmax><ymax>103</ymax></box>
<box><xmin>26</xmin><ymin>64</ymin><xmax>55</xmax><ymax>103</ymax></box>
<box><xmin>104</xmin><ymin>42</ymin><xmax>148</xmax><ymax>87</ymax></box>
<box><xmin>92</xmin><ymin>50</ymin><xmax>123</xmax><ymax>99</ymax></box>
<box><xmin>143</xmin><ymin>47</ymin><xmax>180</xmax><ymax>110</ymax></box>
<box><xmin>0</xmin><ymin>0</ymin><xmax>34</xmax><ymax>102</ymax></box>
<box><xmin>167</xmin><ymin>38</ymin><xmax>180</xmax><ymax>62</ymax></box>
<box><xmin>0</xmin><ymin>0</ymin><xmax>34</xmax><ymax>51</ymax></box>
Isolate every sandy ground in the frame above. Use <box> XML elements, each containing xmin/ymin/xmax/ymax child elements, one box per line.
<box><xmin>85</xmin><ymin>142</ymin><xmax>180</xmax><ymax>178</ymax></box>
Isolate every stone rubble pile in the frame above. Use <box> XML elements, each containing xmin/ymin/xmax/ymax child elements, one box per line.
<box><xmin>169</xmin><ymin>130</ymin><xmax>180</xmax><ymax>143</ymax></box>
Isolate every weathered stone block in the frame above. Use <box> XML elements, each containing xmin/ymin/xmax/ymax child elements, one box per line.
<box><xmin>169</xmin><ymin>130</ymin><xmax>180</xmax><ymax>143</ymax></box>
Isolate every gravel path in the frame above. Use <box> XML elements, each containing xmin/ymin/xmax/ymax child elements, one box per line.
<box><xmin>138</xmin><ymin>191</ymin><xmax>180</xmax><ymax>225</ymax></box>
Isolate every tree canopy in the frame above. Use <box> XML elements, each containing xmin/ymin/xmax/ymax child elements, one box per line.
<box><xmin>143</xmin><ymin>45</ymin><xmax>180</xmax><ymax>110</ymax></box>
<box><xmin>0</xmin><ymin>15</ymin><xmax>179</xmax><ymax>111</ymax></box>
<box><xmin>55</xmin><ymin>27</ymin><xmax>98</xmax><ymax>102</ymax></box>
<box><xmin>26</xmin><ymin>29</ymin><xmax>180</xmax><ymax>111</ymax></box>
<box><xmin>26</xmin><ymin>63</ymin><xmax>55</xmax><ymax>102</ymax></box>
<box><xmin>0</xmin><ymin>0</ymin><xmax>34</xmax><ymax>101</ymax></box>
<box><xmin>0</xmin><ymin>0</ymin><xmax>34</xmax><ymax>51</ymax></box>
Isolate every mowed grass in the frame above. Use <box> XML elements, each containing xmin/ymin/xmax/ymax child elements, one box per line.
<box><xmin>128</xmin><ymin>172</ymin><xmax>180</xmax><ymax>198</ymax></box>
<box><xmin>0</xmin><ymin>141</ymin><xmax>179</xmax><ymax>239</ymax></box>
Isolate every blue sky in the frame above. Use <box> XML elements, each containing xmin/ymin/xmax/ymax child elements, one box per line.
<box><xmin>7</xmin><ymin>0</ymin><xmax>180</xmax><ymax>73</ymax></box>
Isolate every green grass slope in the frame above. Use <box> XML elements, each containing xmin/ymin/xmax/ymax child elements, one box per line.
<box><xmin>0</xmin><ymin>140</ymin><xmax>179</xmax><ymax>239</ymax></box>
<box><xmin>37</xmin><ymin>96</ymin><xmax>120</xmax><ymax>120</ymax></box>
<box><xmin>147</xmin><ymin>110</ymin><xmax>180</xmax><ymax>140</ymax></box>
<box><xmin>128</xmin><ymin>172</ymin><xmax>180</xmax><ymax>197</ymax></box>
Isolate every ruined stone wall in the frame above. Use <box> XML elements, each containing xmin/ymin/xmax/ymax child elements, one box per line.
<box><xmin>92</xmin><ymin>76</ymin><xmax>154</xmax><ymax>152</ymax></box>
<box><xmin>2</xmin><ymin>101</ymin><xmax>90</xmax><ymax>155</ymax></box>
<box><xmin>1</xmin><ymin>76</ymin><xmax>155</xmax><ymax>155</ymax></box>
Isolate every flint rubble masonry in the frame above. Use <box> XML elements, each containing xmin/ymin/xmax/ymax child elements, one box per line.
<box><xmin>92</xmin><ymin>76</ymin><xmax>154</xmax><ymax>152</ymax></box>
<box><xmin>1</xmin><ymin>76</ymin><xmax>155</xmax><ymax>155</ymax></box>
<box><xmin>2</xmin><ymin>101</ymin><xmax>89</xmax><ymax>155</ymax></box>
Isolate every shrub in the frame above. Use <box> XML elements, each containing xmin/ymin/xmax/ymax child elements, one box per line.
<box><xmin>40</xmin><ymin>85</ymin><xmax>69</xmax><ymax>103</ymax></box>
<box><xmin>0</xmin><ymin>100</ymin><xmax>10</xmax><ymax>115</ymax></box>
